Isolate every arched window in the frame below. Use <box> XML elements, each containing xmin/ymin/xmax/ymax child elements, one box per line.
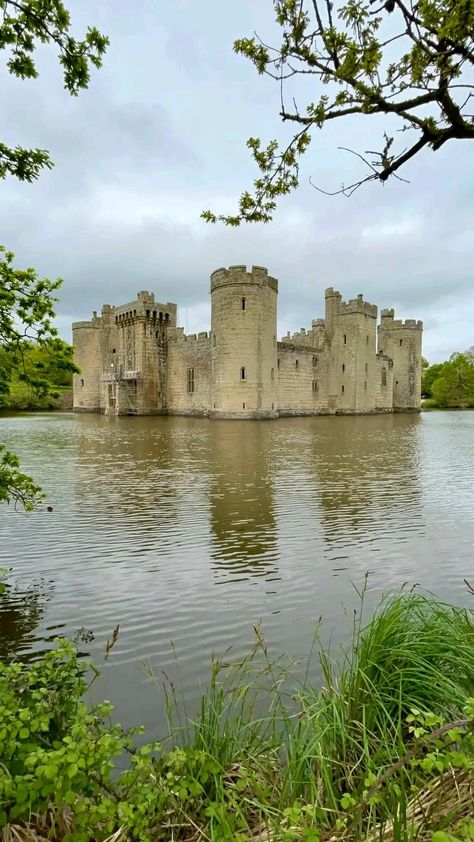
<box><xmin>399</xmin><ymin>338</ymin><xmax>403</xmax><ymax>346</ymax></box>
<box><xmin>241</xmin><ymin>297</ymin><xmax>246</xmax><ymax>310</ymax></box>
<box><xmin>240</xmin><ymin>367</ymin><xmax>246</xmax><ymax>380</ymax></box>
<box><xmin>382</xmin><ymin>367</ymin><xmax>387</xmax><ymax>387</ymax></box>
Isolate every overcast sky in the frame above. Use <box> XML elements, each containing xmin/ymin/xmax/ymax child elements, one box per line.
<box><xmin>1</xmin><ymin>0</ymin><xmax>473</xmax><ymax>362</ymax></box>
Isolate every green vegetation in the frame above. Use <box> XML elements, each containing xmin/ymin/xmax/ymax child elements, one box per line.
<box><xmin>1</xmin><ymin>590</ymin><xmax>473</xmax><ymax>840</ymax></box>
<box><xmin>0</xmin><ymin>339</ymin><xmax>75</xmax><ymax>411</ymax></box>
<box><xmin>203</xmin><ymin>0</ymin><xmax>474</xmax><ymax>225</ymax></box>
<box><xmin>0</xmin><ymin>3</ymin><xmax>108</xmax><ymax>509</ymax></box>
<box><xmin>422</xmin><ymin>353</ymin><xmax>474</xmax><ymax>408</ymax></box>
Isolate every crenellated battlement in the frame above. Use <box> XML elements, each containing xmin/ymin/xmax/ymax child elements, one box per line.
<box><xmin>172</xmin><ymin>328</ymin><xmax>210</xmax><ymax>345</ymax></box>
<box><xmin>210</xmin><ymin>264</ymin><xmax>278</xmax><ymax>293</ymax></box>
<box><xmin>72</xmin><ymin>319</ymin><xmax>101</xmax><ymax>330</ymax></box>
<box><xmin>379</xmin><ymin>313</ymin><xmax>423</xmax><ymax>330</ymax></box>
<box><xmin>325</xmin><ymin>287</ymin><xmax>377</xmax><ymax>319</ymax></box>
<box><xmin>338</xmin><ymin>294</ymin><xmax>378</xmax><ymax>318</ymax></box>
<box><xmin>112</xmin><ymin>295</ymin><xmax>177</xmax><ymax>326</ymax></box>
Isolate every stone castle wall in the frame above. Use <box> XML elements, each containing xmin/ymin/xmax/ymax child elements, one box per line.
<box><xmin>72</xmin><ymin>266</ymin><xmax>423</xmax><ymax>419</ymax></box>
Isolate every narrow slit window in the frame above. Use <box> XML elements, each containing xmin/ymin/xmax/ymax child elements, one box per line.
<box><xmin>312</xmin><ymin>380</ymin><xmax>318</xmax><ymax>394</ymax></box>
<box><xmin>271</xmin><ymin>367</ymin><xmax>274</xmax><ymax>381</ymax></box>
<box><xmin>80</xmin><ymin>378</ymin><xmax>84</xmax><ymax>387</ymax></box>
<box><xmin>295</xmin><ymin>359</ymin><xmax>299</xmax><ymax>369</ymax></box>
<box><xmin>241</xmin><ymin>297</ymin><xmax>246</xmax><ymax>311</ymax></box>
<box><xmin>342</xmin><ymin>363</ymin><xmax>345</xmax><ymax>373</ymax></box>
<box><xmin>364</xmin><ymin>381</ymin><xmax>367</xmax><ymax>391</ymax></box>
<box><xmin>399</xmin><ymin>338</ymin><xmax>403</xmax><ymax>346</ymax></box>
<box><xmin>187</xmin><ymin>368</ymin><xmax>195</xmax><ymax>393</ymax></box>
<box><xmin>382</xmin><ymin>367</ymin><xmax>387</xmax><ymax>387</ymax></box>
<box><xmin>343</xmin><ymin>334</ymin><xmax>347</xmax><ymax>344</ymax></box>
<box><xmin>365</xmin><ymin>362</ymin><xmax>368</xmax><ymax>373</ymax></box>
<box><xmin>342</xmin><ymin>384</ymin><xmax>345</xmax><ymax>394</ymax></box>
<box><xmin>312</xmin><ymin>356</ymin><xmax>318</xmax><ymax>366</ymax></box>
<box><xmin>366</xmin><ymin>335</ymin><xmax>369</xmax><ymax>345</ymax></box>
<box><xmin>240</xmin><ymin>367</ymin><xmax>246</xmax><ymax>380</ymax></box>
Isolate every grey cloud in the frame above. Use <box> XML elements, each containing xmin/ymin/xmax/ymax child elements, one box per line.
<box><xmin>0</xmin><ymin>0</ymin><xmax>472</xmax><ymax>364</ymax></box>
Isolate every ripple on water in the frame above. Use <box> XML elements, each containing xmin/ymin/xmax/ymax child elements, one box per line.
<box><xmin>1</xmin><ymin>411</ymin><xmax>474</xmax><ymax>730</ymax></box>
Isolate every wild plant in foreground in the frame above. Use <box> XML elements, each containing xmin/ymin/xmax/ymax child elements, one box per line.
<box><xmin>1</xmin><ymin>588</ymin><xmax>473</xmax><ymax>841</ymax></box>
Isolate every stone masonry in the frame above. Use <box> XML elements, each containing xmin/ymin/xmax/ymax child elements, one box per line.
<box><xmin>72</xmin><ymin>265</ymin><xmax>423</xmax><ymax>418</ymax></box>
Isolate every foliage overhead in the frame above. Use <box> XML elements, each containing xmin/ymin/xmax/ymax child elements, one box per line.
<box><xmin>0</xmin><ymin>1</ymin><xmax>107</xmax><ymax>510</ymax></box>
<box><xmin>203</xmin><ymin>0</ymin><xmax>474</xmax><ymax>225</ymax></box>
<box><xmin>0</xmin><ymin>0</ymin><xmax>109</xmax><ymax>182</ymax></box>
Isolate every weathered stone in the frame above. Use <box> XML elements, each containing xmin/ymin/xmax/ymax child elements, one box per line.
<box><xmin>72</xmin><ymin>267</ymin><xmax>423</xmax><ymax>418</ymax></box>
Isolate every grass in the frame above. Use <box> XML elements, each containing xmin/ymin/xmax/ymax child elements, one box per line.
<box><xmin>2</xmin><ymin>587</ymin><xmax>474</xmax><ymax>841</ymax></box>
<box><xmin>0</xmin><ymin>378</ymin><xmax>72</xmax><ymax>411</ymax></box>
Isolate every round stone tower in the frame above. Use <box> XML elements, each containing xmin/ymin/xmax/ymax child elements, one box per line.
<box><xmin>210</xmin><ymin>265</ymin><xmax>278</xmax><ymax>418</ymax></box>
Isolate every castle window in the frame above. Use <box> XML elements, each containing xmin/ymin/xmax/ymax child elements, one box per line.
<box><xmin>364</xmin><ymin>381</ymin><xmax>367</xmax><ymax>391</ymax></box>
<box><xmin>342</xmin><ymin>384</ymin><xmax>345</xmax><ymax>394</ymax></box>
<box><xmin>312</xmin><ymin>380</ymin><xmax>318</xmax><ymax>394</ymax></box>
<box><xmin>240</xmin><ymin>367</ymin><xmax>246</xmax><ymax>380</ymax></box>
<box><xmin>365</xmin><ymin>362</ymin><xmax>368</xmax><ymax>373</ymax></box>
<box><xmin>241</xmin><ymin>297</ymin><xmax>246</xmax><ymax>311</ymax></box>
<box><xmin>187</xmin><ymin>368</ymin><xmax>195</xmax><ymax>393</ymax></box>
<box><xmin>271</xmin><ymin>367</ymin><xmax>274</xmax><ymax>381</ymax></box>
<box><xmin>213</xmin><ymin>333</ymin><xmax>216</xmax><ymax>347</ymax></box>
<box><xmin>395</xmin><ymin>380</ymin><xmax>399</xmax><ymax>387</ymax></box>
<box><xmin>342</xmin><ymin>363</ymin><xmax>345</xmax><ymax>373</ymax></box>
<box><xmin>272</xmin><ymin>402</ymin><xmax>274</xmax><ymax>410</ymax></box>
<box><xmin>343</xmin><ymin>334</ymin><xmax>347</xmax><ymax>344</ymax></box>
<box><xmin>399</xmin><ymin>339</ymin><xmax>403</xmax><ymax>346</ymax></box>
<box><xmin>243</xmin><ymin>402</ymin><xmax>246</xmax><ymax>409</ymax></box>
<box><xmin>366</xmin><ymin>335</ymin><xmax>369</xmax><ymax>345</ymax></box>
<box><xmin>312</xmin><ymin>356</ymin><xmax>318</xmax><ymax>366</ymax></box>
<box><xmin>295</xmin><ymin>360</ymin><xmax>299</xmax><ymax>369</ymax></box>
<box><xmin>112</xmin><ymin>348</ymin><xmax>116</xmax><ymax>354</ymax></box>
<box><xmin>80</xmin><ymin>378</ymin><xmax>84</xmax><ymax>387</ymax></box>
<box><xmin>277</xmin><ymin>358</ymin><xmax>280</xmax><ymax>369</ymax></box>
<box><xmin>382</xmin><ymin>367</ymin><xmax>387</xmax><ymax>387</ymax></box>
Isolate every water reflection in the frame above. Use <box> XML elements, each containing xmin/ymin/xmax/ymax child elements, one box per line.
<box><xmin>308</xmin><ymin>415</ymin><xmax>425</xmax><ymax>555</ymax></box>
<box><xmin>0</xmin><ymin>578</ymin><xmax>54</xmax><ymax>662</ymax></box>
<box><xmin>0</xmin><ymin>411</ymin><xmax>473</xmax><ymax>729</ymax></box>
<box><xmin>208</xmin><ymin>422</ymin><xmax>279</xmax><ymax>581</ymax></box>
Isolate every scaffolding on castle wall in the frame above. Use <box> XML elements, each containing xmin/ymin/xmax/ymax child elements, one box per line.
<box><xmin>101</xmin><ymin>369</ymin><xmax>142</xmax><ymax>415</ymax></box>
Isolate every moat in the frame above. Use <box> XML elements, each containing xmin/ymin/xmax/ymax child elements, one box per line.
<box><xmin>1</xmin><ymin>411</ymin><xmax>473</xmax><ymax>733</ymax></box>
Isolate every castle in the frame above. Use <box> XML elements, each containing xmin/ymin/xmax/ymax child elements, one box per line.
<box><xmin>72</xmin><ymin>265</ymin><xmax>423</xmax><ymax>419</ymax></box>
